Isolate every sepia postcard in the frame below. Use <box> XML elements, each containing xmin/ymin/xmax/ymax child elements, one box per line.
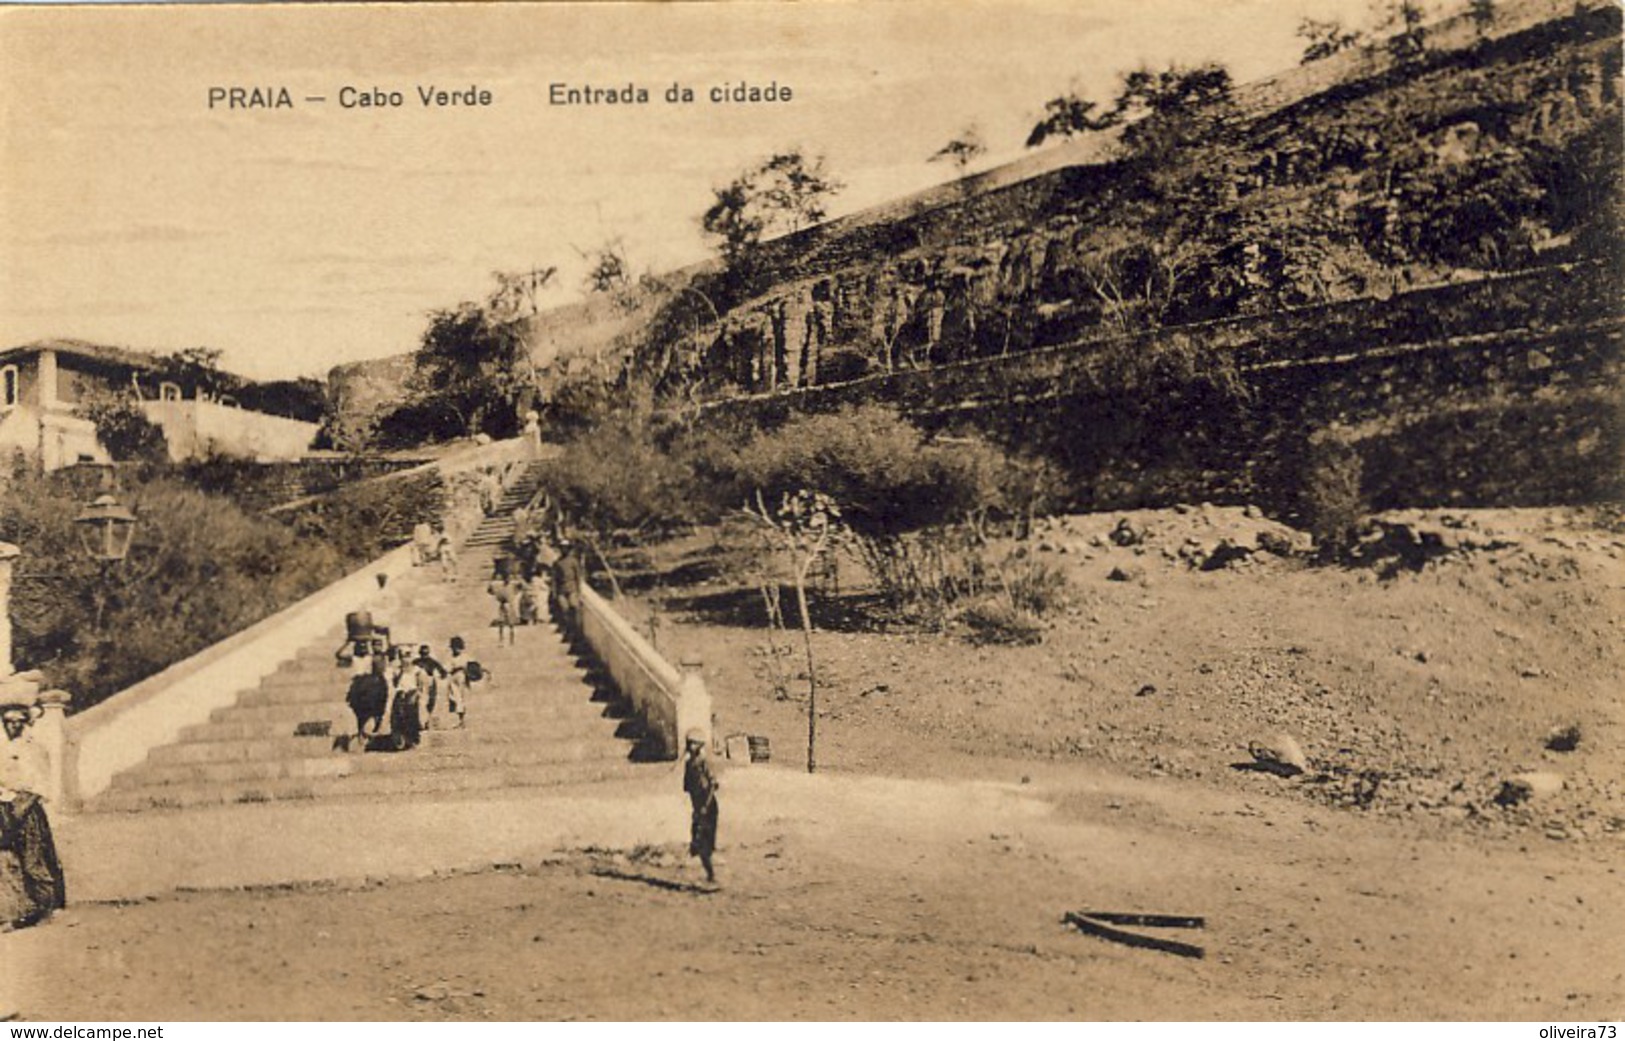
<box><xmin>0</xmin><ymin>0</ymin><xmax>1620</xmax><ymax>1026</ymax></box>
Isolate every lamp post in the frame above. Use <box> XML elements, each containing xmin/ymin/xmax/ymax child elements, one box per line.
<box><xmin>73</xmin><ymin>492</ymin><xmax>138</xmax><ymax>631</ymax></box>
<box><xmin>73</xmin><ymin>494</ymin><xmax>138</xmax><ymax>565</ymax></box>
<box><xmin>0</xmin><ymin>542</ymin><xmax>21</xmax><ymax>684</ymax></box>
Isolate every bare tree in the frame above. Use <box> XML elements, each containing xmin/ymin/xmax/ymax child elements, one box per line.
<box><xmin>745</xmin><ymin>488</ymin><xmax>846</xmax><ymax>774</ymax></box>
<box><xmin>1078</xmin><ymin>232</ymin><xmax>1203</xmax><ymax>334</ymax></box>
<box><xmin>1372</xmin><ymin>0</ymin><xmax>1430</xmax><ymax>61</ymax></box>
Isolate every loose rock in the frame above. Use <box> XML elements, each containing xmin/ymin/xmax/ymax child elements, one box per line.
<box><xmin>1110</xmin><ymin>518</ymin><xmax>1145</xmax><ymax>547</ymax></box>
<box><xmin>1200</xmin><ymin>539</ymin><xmax>1254</xmax><ymax>571</ymax></box>
<box><xmin>1495</xmin><ymin>772</ymin><xmax>1564</xmax><ymax>806</ymax></box>
<box><xmin>1544</xmin><ymin>723</ymin><xmax>1581</xmax><ymax>753</ymax></box>
<box><xmin>1248</xmin><ymin>734</ymin><xmax>1309</xmax><ymax>777</ymax></box>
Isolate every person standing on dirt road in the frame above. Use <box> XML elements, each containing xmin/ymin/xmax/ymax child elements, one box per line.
<box><xmin>0</xmin><ymin>704</ymin><xmax>66</xmax><ymax>930</ymax></box>
<box><xmin>682</xmin><ymin>730</ymin><xmax>720</xmax><ymax>886</ymax></box>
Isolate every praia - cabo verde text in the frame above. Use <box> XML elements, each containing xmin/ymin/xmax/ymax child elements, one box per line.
<box><xmin>207</xmin><ymin>85</ymin><xmax>494</xmax><ymax>109</ymax></box>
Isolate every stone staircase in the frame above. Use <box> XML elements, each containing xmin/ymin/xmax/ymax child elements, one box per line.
<box><xmin>90</xmin><ymin>463</ymin><xmax>650</xmax><ymax>813</ymax></box>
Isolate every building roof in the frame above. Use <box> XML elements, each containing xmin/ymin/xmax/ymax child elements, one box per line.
<box><xmin>0</xmin><ymin>338</ymin><xmax>166</xmax><ymax>372</ymax></box>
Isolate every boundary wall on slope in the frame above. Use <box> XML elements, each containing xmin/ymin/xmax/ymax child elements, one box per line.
<box><xmin>693</xmin><ymin>261</ymin><xmax>1623</xmax><ymax>514</ymax></box>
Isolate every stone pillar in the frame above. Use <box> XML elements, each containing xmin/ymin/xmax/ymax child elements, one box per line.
<box><xmin>28</xmin><ymin>689</ymin><xmax>69</xmax><ymax>806</ymax></box>
<box><xmin>675</xmin><ymin>656</ymin><xmax>714</xmax><ymax>755</ymax></box>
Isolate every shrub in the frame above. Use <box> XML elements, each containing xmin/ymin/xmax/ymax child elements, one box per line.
<box><xmin>857</xmin><ymin>526</ymin><xmax>989</xmax><ymax>627</ymax></box>
<box><xmin>996</xmin><ymin>554</ymin><xmax>1071</xmax><ymax>616</ymax></box>
<box><xmin>1</xmin><ymin>469</ymin><xmax>350</xmax><ymax>709</ymax></box>
<box><xmin>956</xmin><ymin>555</ymin><xmax>1069</xmax><ymax>646</ymax></box>
<box><xmin>999</xmin><ymin>453</ymin><xmax>1072</xmax><ymax>539</ymax></box>
<box><xmin>719</xmin><ymin>406</ymin><xmax>1024</xmax><ymax>621</ymax></box>
<box><xmin>730</xmin><ymin>405</ymin><xmax>1005</xmax><ymax>539</ymax></box>
<box><xmin>74</xmin><ymin>389</ymin><xmax>168</xmax><ymax>463</ymax></box>
<box><xmin>541</xmin><ymin>414</ymin><xmax>702</xmax><ymax>541</ymax></box>
<box><xmin>959</xmin><ymin>599</ymin><xmax>1047</xmax><ymax>646</ymax></box>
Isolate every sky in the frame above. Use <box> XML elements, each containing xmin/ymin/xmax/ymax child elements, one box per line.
<box><xmin>0</xmin><ymin>0</ymin><xmax>1382</xmax><ymax>382</ymax></box>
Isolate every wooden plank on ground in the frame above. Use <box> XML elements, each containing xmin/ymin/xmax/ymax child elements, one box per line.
<box><xmin>1075</xmin><ymin>911</ymin><xmax>1205</xmax><ymax>929</ymax></box>
<box><xmin>1064</xmin><ymin>912</ymin><xmax>1206</xmax><ymax>959</ymax></box>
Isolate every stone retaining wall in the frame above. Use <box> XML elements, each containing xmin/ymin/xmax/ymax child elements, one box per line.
<box><xmin>177</xmin><ymin>455</ymin><xmax>429</xmax><ymax>512</ymax></box>
<box><xmin>696</xmin><ymin>261</ymin><xmax>1623</xmax><ymax>516</ymax></box>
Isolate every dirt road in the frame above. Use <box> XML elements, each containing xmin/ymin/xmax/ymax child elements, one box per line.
<box><xmin>5</xmin><ymin>762</ymin><xmax>1620</xmax><ymax>1021</ymax></box>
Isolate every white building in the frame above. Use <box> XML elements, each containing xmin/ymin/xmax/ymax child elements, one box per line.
<box><xmin>0</xmin><ymin>340</ymin><xmax>319</xmax><ymax>470</ymax></box>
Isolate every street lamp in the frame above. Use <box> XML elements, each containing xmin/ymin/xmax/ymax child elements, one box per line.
<box><xmin>73</xmin><ymin>494</ymin><xmax>137</xmax><ymax>564</ymax></box>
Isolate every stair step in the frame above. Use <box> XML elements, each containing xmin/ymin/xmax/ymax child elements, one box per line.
<box><xmin>262</xmin><ymin>642</ymin><xmax>584</xmax><ymax>678</ymax></box>
<box><xmin>120</xmin><ymin>739</ymin><xmax>628</xmax><ymax>788</ymax></box>
<box><xmin>178</xmin><ymin>706</ymin><xmax>621</xmax><ymax>745</ymax></box>
<box><xmin>237</xmin><ymin>674</ymin><xmax>595</xmax><ymax>707</ymax></box>
<box><xmin>210</xmin><ymin>697</ymin><xmax>617</xmax><ymax>728</ymax></box>
<box><xmin>153</xmin><ymin>723</ymin><xmax>618</xmax><ymax>764</ymax></box>
<box><xmin>94</xmin><ymin>459</ymin><xmax>650</xmax><ymax>815</ymax></box>
<box><xmin>93</xmin><ymin>759</ymin><xmax>649</xmax><ymax>812</ymax></box>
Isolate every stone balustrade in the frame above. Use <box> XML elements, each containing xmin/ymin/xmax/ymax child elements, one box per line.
<box><xmin>59</xmin><ymin>543</ymin><xmax>419</xmax><ymax>806</ymax></box>
<box><xmin>565</xmin><ymin>580</ymin><xmax>712</xmax><ymax>761</ymax></box>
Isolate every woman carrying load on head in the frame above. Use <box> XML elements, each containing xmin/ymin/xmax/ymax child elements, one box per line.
<box><xmin>345</xmin><ymin>650</ymin><xmax>390</xmax><ymax>751</ymax></box>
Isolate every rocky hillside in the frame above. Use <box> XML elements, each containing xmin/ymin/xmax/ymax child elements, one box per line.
<box><xmin>326</xmin><ymin>0</ymin><xmax>1621</xmax><ymax>458</ymax></box>
<box><xmin>668</xmin><ymin>0</ymin><xmax>1620</xmax><ymax>400</ymax></box>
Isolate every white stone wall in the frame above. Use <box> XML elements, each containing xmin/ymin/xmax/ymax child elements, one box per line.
<box><xmin>0</xmin><ymin>404</ymin><xmax>107</xmax><ymax>471</ymax></box>
<box><xmin>141</xmin><ymin>399</ymin><xmax>318</xmax><ymax>461</ymax></box>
